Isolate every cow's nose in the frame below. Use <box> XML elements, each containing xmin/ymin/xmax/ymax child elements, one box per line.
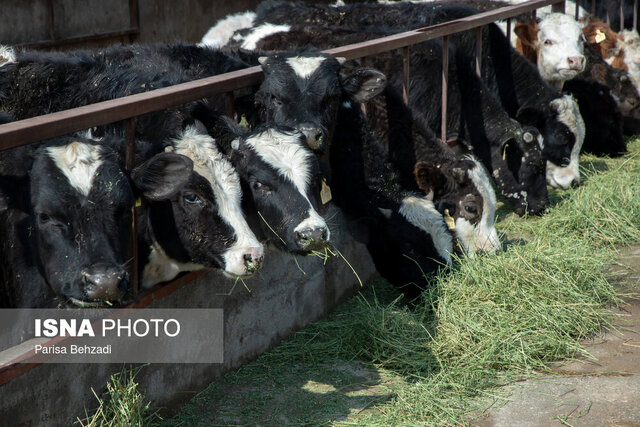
<box><xmin>82</xmin><ymin>265</ymin><xmax>126</xmax><ymax>301</ymax></box>
<box><xmin>243</xmin><ymin>249</ymin><xmax>264</xmax><ymax>274</ymax></box>
<box><xmin>567</xmin><ymin>56</ymin><xmax>585</xmax><ymax>70</ymax></box>
<box><xmin>295</xmin><ymin>226</ymin><xmax>329</xmax><ymax>250</ymax></box>
<box><xmin>570</xmin><ymin>178</ymin><xmax>580</xmax><ymax>188</ymax></box>
<box><xmin>299</xmin><ymin>126</ymin><xmax>324</xmax><ymax>151</ymax></box>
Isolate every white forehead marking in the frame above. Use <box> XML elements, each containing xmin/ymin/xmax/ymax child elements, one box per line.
<box><xmin>47</xmin><ymin>142</ymin><xmax>103</xmax><ymax>197</ymax></box>
<box><xmin>464</xmin><ymin>156</ymin><xmax>501</xmax><ymax>254</ymax></box>
<box><xmin>0</xmin><ymin>45</ymin><xmax>15</xmax><ymax>67</ymax></box>
<box><xmin>241</xmin><ymin>23</ymin><xmax>290</xmax><ymax>50</ymax></box>
<box><xmin>170</xmin><ymin>126</ymin><xmax>262</xmax><ymax>267</ymax></box>
<box><xmin>245</xmin><ymin>128</ymin><xmax>312</xmax><ymax>198</ymax></box>
<box><xmin>286</xmin><ymin>56</ymin><xmax>328</xmax><ymax>79</ymax></box>
<box><xmin>245</xmin><ymin>128</ymin><xmax>329</xmax><ymax>237</ymax></box>
<box><xmin>399</xmin><ymin>196</ymin><xmax>453</xmax><ymax>263</ymax></box>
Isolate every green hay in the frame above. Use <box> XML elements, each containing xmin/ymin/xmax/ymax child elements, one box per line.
<box><xmin>164</xmin><ymin>139</ymin><xmax>640</xmax><ymax>425</ymax></box>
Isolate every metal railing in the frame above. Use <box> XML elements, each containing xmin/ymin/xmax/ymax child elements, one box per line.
<box><xmin>0</xmin><ymin>0</ymin><xmax>569</xmax><ymax>382</ymax></box>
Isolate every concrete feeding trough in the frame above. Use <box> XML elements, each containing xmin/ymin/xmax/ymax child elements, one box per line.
<box><xmin>0</xmin><ymin>205</ymin><xmax>376</xmax><ymax>424</ymax></box>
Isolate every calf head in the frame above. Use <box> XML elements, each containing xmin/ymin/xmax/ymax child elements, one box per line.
<box><xmin>516</xmin><ymin>14</ymin><xmax>586</xmax><ymax>88</ymax></box>
<box><xmin>516</xmin><ymin>95</ymin><xmax>585</xmax><ymax>189</ymax></box>
<box><xmin>254</xmin><ymin>49</ymin><xmax>386</xmax><ymax>154</ymax></box>
<box><xmin>0</xmin><ymin>137</ymin><xmax>190</xmax><ymax>306</ymax></box>
<box><xmin>413</xmin><ymin>157</ymin><xmax>501</xmax><ymax>255</ymax></box>
<box><xmin>138</xmin><ymin>126</ymin><xmax>264</xmax><ymax>287</ymax></box>
<box><xmin>223</xmin><ymin>124</ymin><xmax>330</xmax><ymax>253</ymax></box>
<box><xmin>588</xmin><ymin>60</ymin><xmax>640</xmax><ymax>119</ymax></box>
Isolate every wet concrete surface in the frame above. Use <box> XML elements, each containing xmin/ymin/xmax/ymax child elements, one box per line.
<box><xmin>472</xmin><ymin>247</ymin><xmax>640</xmax><ymax>426</ymax></box>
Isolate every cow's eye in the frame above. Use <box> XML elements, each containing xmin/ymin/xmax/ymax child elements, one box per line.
<box><xmin>464</xmin><ymin>205</ymin><xmax>478</xmax><ymax>215</ymax></box>
<box><xmin>183</xmin><ymin>193</ymin><xmax>202</xmax><ymax>205</ymax></box>
<box><xmin>544</xmin><ymin>39</ymin><xmax>553</xmax><ymax>46</ymax></box>
<box><xmin>37</xmin><ymin>213</ymin><xmax>66</xmax><ymax>228</ymax></box>
<box><xmin>252</xmin><ymin>181</ymin><xmax>271</xmax><ymax>192</ymax></box>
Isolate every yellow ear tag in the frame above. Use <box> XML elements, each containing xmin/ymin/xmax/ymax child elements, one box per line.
<box><xmin>444</xmin><ymin>209</ymin><xmax>456</xmax><ymax>230</ymax></box>
<box><xmin>239</xmin><ymin>114</ymin><xmax>250</xmax><ymax>129</ymax></box>
<box><xmin>595</xmin><ymin>29</ymin><xmax>606</xmax><ymax>44</ymax></box>
<box><xmin>321</xmin><ymin>179</ymin><xmax>332</xmax><ymax>205</ymax></box>
<box><xmin>135</xmin><ymin>198</ymin><xmax>142</xmax><ymax>208</ymax></box>
<box><xmin>503</xmin><ymin>143</ymin><xmax>508</xmax><ymax>161</ymax></box>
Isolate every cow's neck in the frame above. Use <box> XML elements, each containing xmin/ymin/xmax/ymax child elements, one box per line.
<box><xmin>138</xmin><ymin>204</ymin><xmax>204</xmax><ymax>289</ymax></box>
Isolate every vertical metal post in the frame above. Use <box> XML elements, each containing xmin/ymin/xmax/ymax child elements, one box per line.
<box><xmin>621</xmin><ymin>0</ymin><xmax>625</xmax><ymax>32</ymax></box>
<box><xmin>635</xmin><ymin>0</ymin><xmax>638</xmax><ymax>31</ymax></box>
<box><xmin>441</xmin><ymin>36</ymin><xmax>449</xmax><ymax>145</ymax></box>
<box><xmin>402</xmin><ymin>46</ymin><xmax>410</xmax><ymax>105</ymax></box>
<box><xmin>592</xmin><ymin>0</ymin><xmax>596</xmax><ymax>16</ymax></box>
<box><xmin>47</xmin><ymin>0</ymin><xmax>56</xmax><ymax>41</ymax></box>
<box><xmin>125</xmin><ymin>118</ymin><xmax>139</xmax><ymax>298</ymax></box>
<box><xmin>532</xmin><ymin>9</ymin><xmax>537</xmax><ymax>22</ymax></box>
<box><xmin>129</xmin><ymin>0</ymin><xmax>139</xmax><ymax>42</ymax></box>
<box><xmin>507</xmin><ymin>18</ymin><xmax>512</xmax><ymax>45</ymax></box>
<box><xmin>551</xmin><ymin>0</ymin><xmax>565</xmax><ymax>13</ymax></box>
<box><xmin>575</xmin><ymin>0</ymin><xmax>580</xmax><ymax>20</ymax></box>
<box><xmin>361</xmin><ymin>56</ymin><xmax>368</xmax><ymax>115</ymax></box>
<box><xmin>225</xmin><ymin>91</ymin><xmax>235</xmax><ymax>118</ymax></box>
<box><xmin>475</xmin><ymin>27</ymin><xmax>482</xmax><ymax>77</ymax></box>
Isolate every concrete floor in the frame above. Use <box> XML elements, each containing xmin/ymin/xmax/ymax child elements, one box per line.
<box><xmin>472</xmin><ymin>247</ymin><xmax>640</xmax><ymax>427</ymax></box>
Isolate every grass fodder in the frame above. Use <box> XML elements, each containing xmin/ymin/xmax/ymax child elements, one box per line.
<box><xmin>76</xmin><ymin>365</ymin><xmax>161</xmax><ymax>427</ymax></box>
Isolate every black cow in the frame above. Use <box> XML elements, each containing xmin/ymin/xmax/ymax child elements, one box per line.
<box><xmin>0</xmin><ymin>134</ymin><xmax>193</xmax><ymax>307</ymax></box>
<box><xmin>253</xmin><ymin>1</ymin><xmax>586</xmax><ymax>190</ymax></box>
<box><xmin>563</xmin><ymin>78</ymin><xmax>626</xmax><ymax>157</ymax></box>
<box><xmin>330</xmin><ymin>100</ymin><xmax>455</xmax><ymax>295</ymax></box>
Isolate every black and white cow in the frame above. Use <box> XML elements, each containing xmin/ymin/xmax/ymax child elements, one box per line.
<box><xmin>252</xmin><ymin>26</ymin><xmax>548</xmax><ymax>216</ymax></box>
<box><xmin>0</xmin><ymin>50</ymin><xmax>270</xmax><ymax>292</ymax></box>
<box><xmin>0</xmin><ymin>134</ymin><xmax>198</xmax><ymax>307</ymax></box>
<box><xmin>190</xmin><ymin>105</ymin><xmax>331</xmax><ymax>253</ymax></box>
<box><xmin>0</xmin><ymin>47</ymin><xmax>331</xmax><ymax>264</ymax></box>
<box><xmin>251</xmin><ymin>1</ymin><xmax>586</xmax><ymax>190</ymax></box>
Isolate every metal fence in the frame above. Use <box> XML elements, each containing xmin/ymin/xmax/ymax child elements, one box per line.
<box><xmin>0</xmin><ymin>0</ymin><xmax>607</xmax><ymax>380</ymax></box>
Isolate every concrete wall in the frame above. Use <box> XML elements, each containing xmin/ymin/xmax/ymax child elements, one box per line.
<box><xmin>0</xmin><ymin>206</ymin><xmax>377</xmax><ymax>425</ymax></box>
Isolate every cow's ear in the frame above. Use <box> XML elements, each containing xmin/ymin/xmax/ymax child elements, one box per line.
<box><xmin>413</xmin><ymin>161</ymin><xmax>445</xmax><ymax>195</ymax></box>
<box><xmin>342</xmin><ymin>68</ymin><xmax>387</xmax><ymax>103</ymax></box>
<box><xmin>131</xmin><ymin>153</ymin><xmax>193</xmax><ymax>201</ymax></box>
<box><xmin>514</xmin><ymin>22</ymin><xmax>538</xmax><ymax>63</ymax></box>
<box><xmin>515</xmin><ymin>106</ymin><xmax>541</xmax><ymax>126</ymax></box>
<box><xmin>0</xmin><ymin>175</ymin><xmax>30</xmax><ymax>212</ymax></box>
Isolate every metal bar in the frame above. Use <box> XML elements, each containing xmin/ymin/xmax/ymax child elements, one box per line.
<box><xmin>225</xmin><ymin>92</ymin><xmax>235</xmax><ymax>118</ymax></box>
<box><xmin>402</xmin><ymin>46</ymin><xmax>410</xmax><ymax>105</ymax></box>
<box><xmin>124</xmin><ymin>118</ymin><xmax>139</xmax><ymax>298</ymax></box>
<box><xmin>47</xmin><ymin>0</ymin><xmax>56</xmax><ymax>41</ymax></box>
<box><xmin>325</xmin><ymin>0</ymin><xmax>563</xmax><ymax>59</ymax></box>
<box><xmin>360</xmin><ymin>56</ymin><xmax>368</xmax><ymax>115</ymax></box>
<box><xmin>551</xmin><ymin>0</ymin><xmax>565</xmax><ymax>13</ymax></box>
<box><xmin>441</xmin><ymin>35</ymin><xmax>449</xmax><ymax>145</ymax></box>
<box><xmin>621</xmin><ymin>0</ymin><xmax>625</xmax><ymax>32</ymax></box>
<box><xmin>129</xmin><ymin>0</ymin><xmax>140</xmax><ymax>43</ymax></box>
<box><xmin>575</xmin><ymin>0</ymin><xmax>580</xmax><ymax>20</ymax></box>
<box><xmin>592</xmin><ymin>0</ymin><xmax>596</xmax><ymax>16</ymax></box>
<box><xmin>475</xmin><ymin>26</ymin><xmax>482</xmax><ymax>77</ymax></box>
<box><xmin>18</xmin><ymin>28</ymin><xmax>139</xmax><ymax>49</ymax></box>
<box><xmin>0</xmin><ymin>66</ymin><xmax>264</xmax><ymax>147</ymax></box>
<box><xmin>532</xmin><ymin>9</ymin><xmax>537</xmax><ymax>21</ymax></box>
<box><xmin>635</xmin><ymin>0</ymin><xmax>638</xmax><ymax>31</ymax></box>
<box><xmin>507</xmin><ymin>18</ymin><xmax>512</xmax><ymax>45</ymax></box>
